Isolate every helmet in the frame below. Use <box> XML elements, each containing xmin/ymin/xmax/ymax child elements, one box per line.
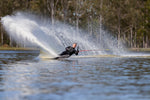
<box><xmin>72</xmin><ymin>43</ymin><xmax>77</xmax><ymax>48</ymax></box>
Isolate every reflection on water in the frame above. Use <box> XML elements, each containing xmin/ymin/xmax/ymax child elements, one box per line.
<box><xmin>0</xmin><ymin>50</ymin><xmax>39</xmax><ymax>64</ymax></box>
<box><xmin>0</xmin><ymin>52</ymin><xmax>150</xmax><ymax>100</ymax></box>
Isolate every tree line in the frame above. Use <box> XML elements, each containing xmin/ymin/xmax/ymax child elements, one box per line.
<box><xmin>0</xmin><ymin>0</ymin><xmax>150</xmax><ymax>48</ymax></box>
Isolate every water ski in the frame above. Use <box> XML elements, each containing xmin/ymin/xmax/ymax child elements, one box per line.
<box><xmin>53</xmin><ymin>55</ymin><xmax>70</xmax><ymax>60</ymax></box>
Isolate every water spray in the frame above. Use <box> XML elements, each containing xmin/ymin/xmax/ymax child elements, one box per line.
<box><xmin>1</xmin><ymin>12</ymin><xmax>126</xmax><ymax>57</ymax></box>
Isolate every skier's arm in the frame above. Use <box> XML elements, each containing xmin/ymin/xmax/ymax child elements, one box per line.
<box><xmin>75</xmin><ymin>46</ymin><xmax>79</xmax><ymax>55</ymax></box>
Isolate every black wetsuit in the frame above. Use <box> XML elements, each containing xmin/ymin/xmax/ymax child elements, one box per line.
<box><xmin>56</xmin><ymin>46</ymin><xmax>79</xmax><ymax>58</ymax></box>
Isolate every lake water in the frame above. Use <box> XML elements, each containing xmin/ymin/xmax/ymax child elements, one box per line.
<box><xmin>0</xmin><ymin>51</ymin><xmax>150</xmax><ymax>100</ymax></box>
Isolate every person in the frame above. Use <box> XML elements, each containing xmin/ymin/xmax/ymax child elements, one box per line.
<box><xmin>55</xmin><ymin>43</ymin><xmax>79</xmax><ymax>59</ymax></box>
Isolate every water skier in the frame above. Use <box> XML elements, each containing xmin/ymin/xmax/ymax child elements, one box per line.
<box><xmin>54</xmin><ymin>43</ymin><xmax>79</xmax><ymax>59</ymax></box>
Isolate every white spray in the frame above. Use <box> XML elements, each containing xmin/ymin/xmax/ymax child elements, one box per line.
<box><xmin>1</xmin><ymin>12</ymin><xmax>126</xmax><ymax>57</ymax></box>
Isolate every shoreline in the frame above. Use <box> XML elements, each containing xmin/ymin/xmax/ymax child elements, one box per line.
<box><xmin>0</xmin><ymin>47</ymin><xmax>40</xmax><ymax>54</ymax></box>
<box><xmin>1</xmin><ymin>47</ymin><xmax>150</xmax><ymax>51</ymax></box>
<box><xmin>0</xmin><ymin>47</ymin><xmax>40</xmax><ymax>51</ymax></box>
<box><xmin>128</xmin><ymin>48</ymin><xmax>150</xmax><ymax>52</ymax></box>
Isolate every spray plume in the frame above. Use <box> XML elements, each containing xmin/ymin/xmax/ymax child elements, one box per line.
<box><xmin>1</xmin><ymin>12</ymin><xmax>125</xmax><ymax>57</ymax></box>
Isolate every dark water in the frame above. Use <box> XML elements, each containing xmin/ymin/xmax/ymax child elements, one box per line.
<box><xmin>0</xmin><ymin>51</ymin><xmax>150</xmax><ymax>100</ymax></box>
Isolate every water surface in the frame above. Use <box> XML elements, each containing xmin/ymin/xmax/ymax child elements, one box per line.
<box><xmin>0</xmin><ymin>51</ymin><xmax>150</xmax><ymax>100</ymax></box>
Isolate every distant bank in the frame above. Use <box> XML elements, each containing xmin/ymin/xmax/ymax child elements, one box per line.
<box><xmin>128</xmin><ymin>48</ymin><xmax>150</xmax><ymax>52</ymax></box>
<box><xmin>0</xmin><ymin>47</ymin><xmax>40</xmax><ymax>55</ymax></box>
<box><xmin>1</xmin><ymin>47</ymin><xmax>150</xmax><ymax>52</ymax></box>
<box><xmin>0</xmin><ymin>47</ymin><xmax>39</xmax><ymax>51</ymax></box>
